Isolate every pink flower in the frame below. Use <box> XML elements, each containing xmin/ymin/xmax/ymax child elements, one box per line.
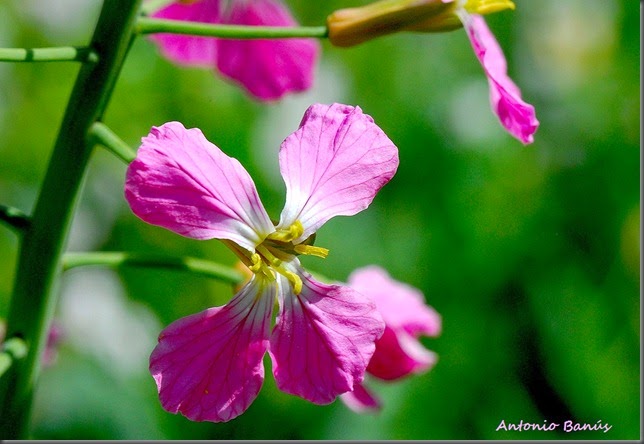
<box><xmin>339</xmin><ymin>266</ymin><xmax>441</xmax><ymax>413</ymax></box>
<box><xmin>456</xmin><ymin>10</ymin><xmax>539</xmax><ymax>145</ymax></box>
<box><xmin>42</xmin><ymin>324</ymin><xmax>64</xmax><ymax>367</ymax></box>
<box><xmin>125</xmin><ymin>103</ymin><xmax>399</xmax><ymax>422</ymax></box>
<box><xmin>150</xmin><ymin>0</ymin><xmax>319</xmax><ymax>101</ymax></box>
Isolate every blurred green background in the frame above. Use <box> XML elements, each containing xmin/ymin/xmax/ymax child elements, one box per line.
<box><xmin>0</xmin><ymin>0</ymin><xmax>639</xmax><ymax>440</ymax></box>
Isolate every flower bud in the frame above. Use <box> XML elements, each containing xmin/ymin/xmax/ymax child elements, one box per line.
<box><xmin>327</xmin><ymin>0</ymin><xmax>515</xmax><ymax>47</ymax></box>
<box><xmin>327</xmin><ymin>0</ymin><xmax>451</xmax><ymax>47</ymax></box>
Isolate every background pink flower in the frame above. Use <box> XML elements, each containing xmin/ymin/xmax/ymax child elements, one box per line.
<box><xmin>150</xmin><ymin>0</ymin><xmax>319</xmax><ymax>101</ymax></box>
<box><xmin>340</xmin><ymin>265</ymin><xmax>441</xmax><ymax>412</ymax></box>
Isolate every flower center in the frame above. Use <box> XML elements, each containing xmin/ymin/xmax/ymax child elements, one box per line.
<box><xmin>228</xmin><ymin>221</ymin><xmax>329</xmax><ymax>295</ymax></box>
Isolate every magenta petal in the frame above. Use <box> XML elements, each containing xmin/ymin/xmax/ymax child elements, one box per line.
<box><xmin>348</xmin><ymin>265</ymin><xmax>441</xmax><ymax>380</ymax></box>
<box><xmin>269</xmin><ymin>269</ymin><xmax>385</xmax><ymax>404</ymax></box>
<box><xmin>150</xmin><ymin>0</ymin><xmax>220</xmax><ymax>67</ymax></box>
<box><xmin>125</xmin><ymin>121</ymin><xmax>274</xmax><ymax>251</ymax></box>
<box><xmin>149</xmin><ymin>277</ymin><xmax>274</xmax><ymax>422</ymax></box>
<box><xmin>216</xmin><ymin>0</ymin><xmax>319</xmax><ymax>100</ymax></box>
<box><xmin>340</xmin><ymin>382</ymin><xmax>382</xmax><ymax>413</ymax></box>
<box><xmin>464</xmin><ymin>15</ymin><xmax>539</xmax><ymax>144</ymax></box>
<box><xmin>277</xmin><ymin>103</ymin><xmax>399</xmax><ymax>241</ymax></box>
<box><xmin>366</xmin><ymin>325</ymin><xmax>438</xmax><ymax>380</ymax></box>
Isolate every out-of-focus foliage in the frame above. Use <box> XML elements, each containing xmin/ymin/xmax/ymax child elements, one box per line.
<box><xmin>0</xmin><ymin>0</ymin><xmax>639</xmax><ymax>440</ymax></box>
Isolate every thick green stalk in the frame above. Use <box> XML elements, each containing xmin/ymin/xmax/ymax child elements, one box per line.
<box><xmin>136</xmin><ymin>17</ymin><xmax>329</xmax><ymax>39</ymax></box>
<box><xmin>0</xmin><ymin>46</ymin><xmax>98</xmax><ymax>63</ymax></box>
<box><xmin>0</xmin><ymin>0</ymin><xmax>142</xmax><ymax>438</ymax></box>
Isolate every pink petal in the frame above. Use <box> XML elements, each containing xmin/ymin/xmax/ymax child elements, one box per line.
<box><xmin>216</xmin><ymin>0</ymin><xmax>319</xmax><ymax>100</ymax></box>
<box><xmin>277</xmin><ymin>103</ymin><xmax>399</xmax><ymax>242</ymax></box>
<box><xmin>464</xmin><ymin>14</ymin><xmax>539</xmax><ymax>145</ymax></box>
<box><xmin>149</xmin><ymin>276</ymin><xmax>274</xmax><ymax>422</ymax></box>
<box><xmin>125</xmin><ymin>121</ymin><xmax>274</xmax><ymax>251</ymax></box>
<box><xmin>269</xmin><ymin>267</ymin><xmax>385</xmax><ymax>404</ymax></box>
<box><xmin>348</xmin><ymin>265</ymin><xmax>441</xmax><ymax>337</ymax></box>
<box><xmin>348</xmin><ymin>265</ymin><xmax>441</xmax><ymax>380</ymax></box>
<box><xmin>366</xmin><ymin>326</ymin><xmax>438</xmax><ymax>380</ymax></box>
<box><xmin>339</xmin><ymin>382</ymin><xmax>381</xmax><ymax>413</ymax></box>
<box><xmin>149</xmin><ymin>0</ymin><xmax>220</xmax><ymax>67</ymax></box>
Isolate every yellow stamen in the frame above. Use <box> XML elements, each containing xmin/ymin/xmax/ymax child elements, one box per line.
<box><xmin>465</xmin><ymin>0</ymin><xmax>515</xmax><ymax>15</ymax></box>
<box><xmin>256</xmin><ymin>245</ymin><xmax>303</xmax><ymax>294</ymax></box>
<box><xmin>249</xmin><ymin>253</ymin><xmax>263</xmax><ymax>272</ymax></box>
<box><xmin>294</xmin><ymin>244</ymin><xmax>329</xmax><ymax>259</ymax></box>
<box><xmin>266</xmin><ymin>220</ymin><xmax>304</xmax><ymax>243</ymax></box>
<box><xmin>249</xmin><ymin>252</ymin><xmax>274</xmax><ymax>280</ymax></box>
<box><xmin>281</xmin><ymin>268</ymin><xmax>303</xmax><ymax>295</ymax></box>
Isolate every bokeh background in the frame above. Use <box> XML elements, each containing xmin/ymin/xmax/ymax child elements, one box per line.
<box><xmin>0</xmin><ymin>0</ymin><xmax>639</xmax><ymax>440</ymax></box>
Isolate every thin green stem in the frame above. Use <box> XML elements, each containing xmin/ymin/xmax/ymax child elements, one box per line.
<box><xmin>89</xmin><ymin>122</ymin><xmax>137</xmax><ymax>163</ymax></box>
<box><xmin>136</xmin><ymin>17</ymin><xmax>329</xmax><ymax>39</ymax></box>
<box><xmin>0</xmin><ymin>0</ymin><xmax>142</xmax><ymax>438</ymax></box>
<box><xmin>0</xmin><ymin>204</ymin><xmax>31</xmax><ymax>233</ymax></box>
<box><xmin>63</xmin><ymin>251</ymin><xmax>245</xmax><ymax>285</ymax></box>
<box><xmin>0</xmin><ymin>46</ymin><xmax>98</xmax><ymax>63</ymax></box>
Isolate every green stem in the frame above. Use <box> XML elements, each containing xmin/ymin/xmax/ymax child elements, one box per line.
<box><xmin>136</xmin><ymin>17</ymin><xmax>329</xmax><ymax>39</ymax></box>
<box><xmin>0</xmin><ymin>0</ymin><xmax>142</xmax><ymax>438</ymax></box>
<box><xmin>0</xmin><ymin>204</ymin><xmax>31</xmax><ymax>233</ymax></box>
<box><xmin>89</xmin><ymin>122</ymin><xmax>137</xmax><ymax>163</ymax></box>
<box><xmin>63</xmin><ymin>251</ymin><xmax>245</xmax><ymax>285</ymax></box>
<box><xmin>0</xmin><ymin>46</ymin><xmax>98</xmax><ymax>63</ymax></box>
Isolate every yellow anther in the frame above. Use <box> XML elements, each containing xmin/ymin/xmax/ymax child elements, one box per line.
<box><xmin>249</xmin><ymin>253</ymin><xmax>263</xmax><ymax>272</ymax></box>
<box><xmin>257</xmin><ymin>244</ymin><xmax>282</xmax><ymax>267</ymax></box>
<box><xmin>267</xmin><ymin>220</ymin><xmax>305</xmax><ymax>243</ymax></box>
<box><xmin>282</xmin><ymin>269</ymin><xmax>303</xmax><ymax>295</ymax></box>
<box><xmin>294</xmin><ymin>244</ymin><xmax>330</xmax><ymax>259</ymax></box>
<box><xmin>465</xmin><ymin>0</ymin><xmax>515</xmax><ymax>15</ymax></box>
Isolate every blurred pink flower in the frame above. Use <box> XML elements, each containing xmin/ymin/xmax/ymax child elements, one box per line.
<box><xmin>340</xmin><ymin>266</ymin><xmax>441</xmax><ymax>413</ymax></box>
<box><xmin>42</xmin><ymin>323</ymin><xmax>64</xmax><ymax>367</ymax></box>
<box><xmin>125</xmin><ymin>103</ymin><xmax>399</xmax><ymax>422</ymax></box>
<box><xmin>456</xmin><ymin>9</ymin><xmax>539</xmax><ymax>144</ymax></box>
<box><xmin>150</xmin><ymin>0</ymin><xmax>319</xmax><ymax>101</ymax></box>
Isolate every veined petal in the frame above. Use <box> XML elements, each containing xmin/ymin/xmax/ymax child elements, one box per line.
<box><xmin>125</xmin><ymin>121</ymin><xmax>274</xmax><ymax>251</ymax></box>
<box><xmin>277</xmin><ymin>103</ymin><xmax>399</xmax><ymax>242</ymax></box>
<box><xmin>463</xmin><ymin>14</ymin><xmax>539</xmax><ymax>144</ymax></box>
<box><xmin>269</xmin><ymin>266</ymin><xmax>385</xmax><ymax>404</ymax></box>
<box><xmin>150</xmin><ymin>0</ymin><xmax>220</xmax><ymax>67</ymax></box>
<box><xmin>348</xmin><ymin>265</ymin><xmax>441</xmax><ymax>380</ymax></box>
<box><xmin>149</xmin><ymin>276</ymin><xmax>275</xmax><ymax>422</ymax></box>
<box><xmin>339</xmin><ymin>382</ymin><xmax>381</xmax><ymax>413</ymax></box>
<box><xmin>216</xmin><ymin>0</ymin><xmax>319</xmax><ymax>100</ymax></box>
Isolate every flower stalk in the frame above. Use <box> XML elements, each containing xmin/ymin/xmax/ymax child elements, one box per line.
<box><xmin>136</xmin><ymin>17</ymin><xmax>329</xmax><ymax>39</ymax></box>
<box><xmin>89</xmin><ymin>122</ymin><xmax>137</xmax><ymax>163</ymax></box>
<box><xmin>0</xmin><ymin>0</ymin><xmax>142</xmax><ymax>438</ymax></box>
<box><xmin>62</xmin><ymin>251</ymin><xmax>245</xmax><ymax>285</ymax></box>
<box><xmin>0</xmin><ymin>46</ymin><xmax>98</xmax><ymax>63</ymax></box>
